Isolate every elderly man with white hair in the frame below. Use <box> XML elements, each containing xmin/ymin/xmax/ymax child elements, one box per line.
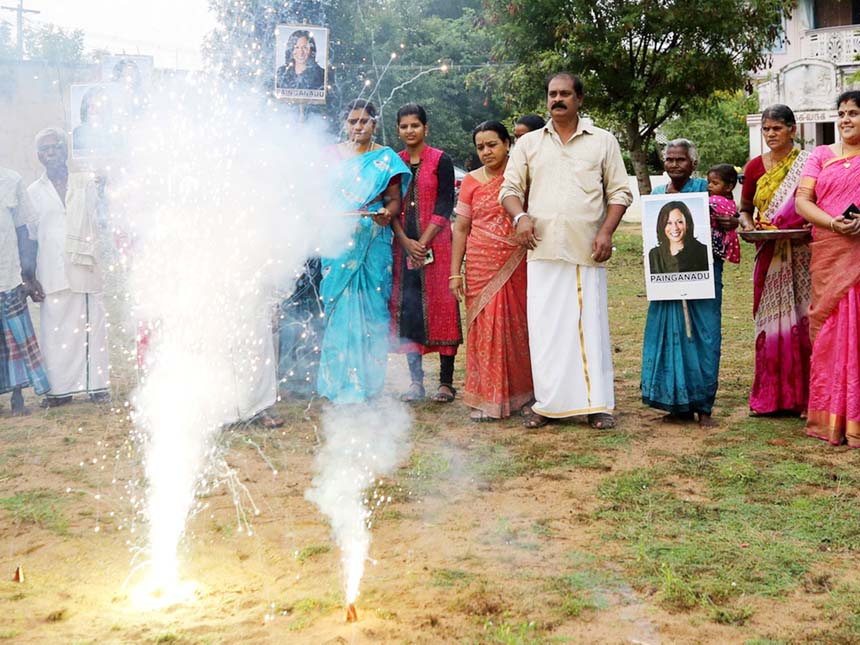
<box><xmin>27</xmin><ymin>128</ymin><xmax>110</xmax><ymax>406</ymax></box>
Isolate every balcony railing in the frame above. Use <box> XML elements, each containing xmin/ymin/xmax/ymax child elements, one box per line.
<box><xmin>801</xmin><ymin>25</ymin><xmax>860</xmax><ymax>65</ymax></box>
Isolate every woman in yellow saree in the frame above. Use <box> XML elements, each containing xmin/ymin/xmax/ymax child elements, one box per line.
<box><xmin>738</xmin><ymin>105</ymin><xmax>811</xmax><ymax>416</ymax></box>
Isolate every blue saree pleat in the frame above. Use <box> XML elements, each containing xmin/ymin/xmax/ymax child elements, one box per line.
<box><xmin>641</xmin><ymin>259</ymin><xmax>723</xmax><ymax>414</ymax></box>
<box><xmin>641</xmin><ymin>178</ymin><xmax>722</xmax><ymax>414</ymax></box>
<box><xmin>317</xmin><ymin>147</ymin><xmax>411</xmax><ymax>404</ymax></box>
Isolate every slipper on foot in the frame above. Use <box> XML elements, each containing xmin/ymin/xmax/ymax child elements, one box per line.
<box><xmin>254</xmin><ymin>412</ymin><xmax>284</xmax><ymax>429</ymax></box>
<box><xmin>400</xmin><ymin>382</ymin><xmax>426</xmax><ymax>402</ymax></box>
<box><xmin>432</xmin><ymin>384</ymin><xmax>456</xmax><ymax>403</ymax></box>
<box><xmin>40</xmin><ymin>396</ymin><xmax>72</xmax><ymax>409</ymax></box>
<box><xmin>522</xmin><ymin>412</ymin><xmax>549</xmax><ymax>429</ymax></box>
<box><xmin>589</xmin><ymin>412</ymin><xmax>616</xmax><ymax>429</ymax></box>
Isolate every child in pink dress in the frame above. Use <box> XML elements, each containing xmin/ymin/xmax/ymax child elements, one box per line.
<box><xmin>707</xmin><ymin>164</ymin><xmax>741</xmax><ymax>264</ymax></box>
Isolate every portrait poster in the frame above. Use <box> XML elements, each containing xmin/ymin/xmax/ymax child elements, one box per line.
<box><xmin>69</xmin><ymin>82</ymin><xmax>127</xmax><ymax>160</ymax></box>
<box><xmin>100</xmin><ymin>54</ymin><xmax>153</xmax><ymax>119</ymax></box>
<box><xmin>274</xmin><ymin>24</ymin><xmax>329</xmax><ymax>103</ymax></box>
<box><xmin>100</xmin><ymin>54</ymin><xmax>154</xmax><ymax>91</ymax></box>
<box><xmin>641</xmin><ymin>192</ymin><xmax>714</xmax><ymax>301</ymax></box>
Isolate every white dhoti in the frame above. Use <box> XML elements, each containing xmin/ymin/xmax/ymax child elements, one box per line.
<box><xmin>224</xmin><ymin>311</ymin><xmax>277</xmax><ymax>423</ymax></box>
<box><xmin>527</xmin><ymin>260</ymin><xmax>614</xmax><ymax>418</ymax></box>
<box><xmin>39</xmin><ymin>290</ymin><xmax>110</xmax><ymax>397</ymax></box>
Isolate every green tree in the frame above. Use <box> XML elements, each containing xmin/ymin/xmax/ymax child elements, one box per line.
<box><xmin>328</xmin><ymin>4</ymin><xmax>503</xmax><ymax>166</ymax></box>
<box><xmin>662</xmin><ymin>91</ymin><xmax>759</xmax><ymax>172</ymax></box>
<box><xmin>483</xmin><ymin>0</ymin><xmax>791</xmax><ymax>194</ymax></box>
<box><xmin>205</xmin><ymin>0</ymin><xmax>506</xmax><ymax>166</ymax></box>
<box><xmin>0</xmin><ymin>20</ymin><xmax>15</xmax><ymax>60</ymax></box>
<box><xmin>24</xmin><ymin>23</ymin><xmax>85</xmax><ymax>65</ymax></box>
<box><xmin>204</xmin><ymin>0</ymin><xmax>328</xmax><ymax>83</ymax></box>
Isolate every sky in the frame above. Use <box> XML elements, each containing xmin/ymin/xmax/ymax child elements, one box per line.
<box><xmin>19</xmin><ymin>0</ymin><xmax>217</xmax><ymax>69</ymax></box>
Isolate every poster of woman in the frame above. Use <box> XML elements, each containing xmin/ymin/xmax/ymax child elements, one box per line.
<box><xmin>641</xmin><ymin>192</ymin><xmax>714</xmax><ymax>301</ymax></box>
<box><xmin>274</xmin><ymin>24</ymin><xmax>329</xmax><ymax>103</ymax></box>
<box><xmin>70</xmin><ymin>83</ymin><xmax>125</xmax><ymax>160</ymax></box>
<box><xmin>101</xmin><ymin>54</ymin><xmax>154</xmax><ymax>119</ymax></box>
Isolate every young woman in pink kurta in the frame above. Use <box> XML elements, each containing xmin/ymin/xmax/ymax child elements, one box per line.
<box><xmin>390</xmin><ymin>103</ymin><xmax>462</xmax><ymax>403</ymax></box>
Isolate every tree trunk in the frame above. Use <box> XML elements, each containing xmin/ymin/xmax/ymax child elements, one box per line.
<box><xmin>626</xmin><ymin>123</ymin><xmax>652</xmax><ymax>196</ymax></box>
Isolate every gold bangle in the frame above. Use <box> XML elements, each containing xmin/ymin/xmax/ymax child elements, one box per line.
<box><xmin>831</xmin><ymin>219</ymin><xmax>836</xmax><ymax>232</ymax></box>
<box><xmin>448</xmin><ymin>275</ymin><xmax>463</xmax><ymax>280</ymax></box>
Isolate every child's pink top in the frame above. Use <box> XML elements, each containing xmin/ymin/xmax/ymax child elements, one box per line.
<box><xmin>709</xmin><ymin>194</ymin><xmax>741</xmax><ymax>264</ymax></box>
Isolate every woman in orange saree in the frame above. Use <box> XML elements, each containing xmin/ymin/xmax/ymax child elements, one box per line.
<box><xmin>450</xmin><ymin>121</ymin><xmax>533</xmax><ymax>421</ymax></box>
<box><xmin>796</xmin><ymin>91</ymin><xmax>860</xmax><ymax>447</ymax></box>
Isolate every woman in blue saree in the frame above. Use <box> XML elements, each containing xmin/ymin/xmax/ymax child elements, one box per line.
<box><xmin>641</xmin><ymin>138</ymin><xmax>735</xmax><ymax>427</ymax></box>
<box><xmin>317</xmin><ymin>100</ymin><xmax>411</xmax><ymax>404</ymax></box>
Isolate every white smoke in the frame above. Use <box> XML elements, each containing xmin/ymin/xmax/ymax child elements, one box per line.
<box><xmin>113</xmin><ymin>73</ymin><xmax>352</xmax><ymax>589</ymax></box>
<box><xmin>306</xmin><ymin>399</ymin><xmax>412</xmax><ymax>603</ymax></box>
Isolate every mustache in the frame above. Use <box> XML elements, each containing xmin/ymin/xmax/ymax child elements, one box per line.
<box><xmin>551</xmin><ymin>102</ymin><xmax>567</xmax><ymax>110</ymax></box>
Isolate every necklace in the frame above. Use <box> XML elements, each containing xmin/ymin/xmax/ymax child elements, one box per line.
<box><xmin>764</xmin><ymin>147</ymin><xmax>791</xmax><ymax>171</ymax></box>
<box><xmin>345</xmin><ymin>140</ymin><xmax>374</xmax><ymax>156</ymax></box>
<box><xmin>841</xmin><ymin>142</ymin><xmax>860</xmax><ymax>168</ymax></box>
<box><xmin>481</xmin><ymin>164</ymin><xmax>504</xmax><ymax>182</ymax></box>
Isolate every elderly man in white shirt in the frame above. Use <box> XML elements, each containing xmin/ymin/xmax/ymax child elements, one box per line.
<box><xmin>28</xmin><ymin>128</ymin><xmax>110</xmax><ymax>407</ymax></box>
<box><xmin>0</xmin><ymin>166</ymin><xmax>50</xmax><ymax>413</ymax></box>
<box><xmin>500</xmin><ymin>72</ymin><xmax>632</xmax><ymax>430</ymax></box>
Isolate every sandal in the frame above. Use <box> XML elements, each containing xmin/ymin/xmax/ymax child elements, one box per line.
<box><xmin>522</xmin><ymin>412</ymin><xmax>549</xmax><ymax>429</ymax></box>
<box><xmin>432</xmin><ymin>384</ymin><xmax>456</xmax><ymax>403</ymax></box>
<box><xmin>400</xmin><ymin>382</ymin><xmax>426</xmax><ymax>402</ymax></box>
<box><xmin>469</xmin><ymin>410</ymin><xmax>498</xmax><ymax>423</ymax></box>
<box><xmin>40</xmin><ymin>395</ymin><xmax>72</xmax><ymax>409</ymax></box>
<box><xmin>588</xmin><ymin>412</ymin><xmax>616</xmax><ymax>429</ymax></box>
<box><xmin>254</xmin><ymin>412</ymin><xmax>285</xmax><ymax>429</ymax></box>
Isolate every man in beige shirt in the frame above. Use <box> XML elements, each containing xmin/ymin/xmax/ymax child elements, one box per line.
<box><xmin>500</xmin><ymin>71</ymin><xmax>632</xmax><ymax>429</ymax></box>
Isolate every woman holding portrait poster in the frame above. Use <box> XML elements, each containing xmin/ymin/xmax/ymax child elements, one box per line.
<box><xmin>640</xmin><ymin>138</ymin><xmax>737</xmax><ymax>427</ymax></box>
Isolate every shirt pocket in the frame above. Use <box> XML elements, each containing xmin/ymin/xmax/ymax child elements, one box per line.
<box><xmin>572</xmin><ymin>158</ymin><xmax>602</xmax><ymax>190</ymax></box>
<box><xmin>0</xmin><ymin>184</ymin><xmax>16</xmax><ymax>213</ymax></box>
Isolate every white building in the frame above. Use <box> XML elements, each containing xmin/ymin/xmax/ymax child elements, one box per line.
<box><xmin>749</xmin><ymin>0</ymin><xmax>860</xmax><ymax>157</ymax></box>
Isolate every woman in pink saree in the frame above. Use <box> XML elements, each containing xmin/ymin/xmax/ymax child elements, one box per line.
<box><xmin>796</xmin><ymin>90</ymin><xmax>860</xmax><ymax>447</ymax></box>
<box><xmin>450</xmin><ymin>121</ymin><xmax>533</xmax><ymax>421</ymax></box>
<box><xmin>739</xmin><ymin>104</ymin><xmax>811</xmax><ymax>416</ymax></box>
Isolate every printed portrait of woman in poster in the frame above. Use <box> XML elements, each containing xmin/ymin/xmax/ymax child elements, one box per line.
<box><xmin>641</xmin><ymin>193</ymin><xmax>715</xmax><ymax>301</ymax></box>
<box><xmin>70</xmin><ymin>83</ymin><xmax>126</xmax><ymax>161</ymax></box>
<box><xmin>101</xmin><ymin>54</ymin><xmax>154</xmax><ymax>119</ymax></box>
<box><xmin>274</xmin><ymin>24</ymin><xmax>329</xmax><ymax>103</ymax></box>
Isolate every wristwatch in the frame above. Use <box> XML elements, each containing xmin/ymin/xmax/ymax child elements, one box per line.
<box><xmin>512</xmin><ymin>212</ymin><xmax>529</xmax><ymax>227</ymax></box>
